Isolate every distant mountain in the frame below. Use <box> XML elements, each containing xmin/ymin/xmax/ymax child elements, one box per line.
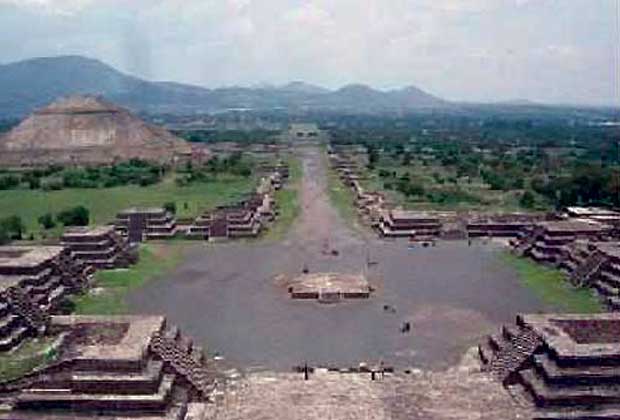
<box><xmin>279</xmin><ymin>81</ymin><xmax>330</xmax><ymax>95</ymax></box>
<box><xmin>0</xmin><ymin>55</ymin><xmax>449</xmax><ymax>117</ymax></box>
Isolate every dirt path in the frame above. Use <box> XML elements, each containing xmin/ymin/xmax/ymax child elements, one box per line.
<box><xmin>281</xmin><ymin>146</ymin><xmax>368</xmax><ymax>272</ymax></box>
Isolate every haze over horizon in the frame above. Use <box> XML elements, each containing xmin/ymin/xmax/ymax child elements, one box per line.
<box><xmin>1</xmin><ymin>0</ymin><xmax>618</xmax><ymax>107</ymax></box>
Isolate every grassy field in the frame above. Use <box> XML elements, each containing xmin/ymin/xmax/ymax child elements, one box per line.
<box><xmin>0</xmin><ymin>335</ymin><xmax>59</xmax><ymax>382</ymax></box>
<box><xmin>262</xmin><ymin>158</ymin><xmax>302</xmax><ymax>241</ymax></box>
<box><xmin>72</xmin><ymin>243</ymin><xmax>185</xmax><ymax>315</ymax></box>
<box><xmin>325</xmin><ymin>161</ymin><xmax>366</xmax><ymax>233</ymax></box>
<box><xmin>501</xmin><ymin>253</ymin><xmax>603</xmax><ymax>313</ymax></box>
<box><xmin>0</xmin><ymin>176</ymin><xmax>255</xmax><ymax>239</ymax></box>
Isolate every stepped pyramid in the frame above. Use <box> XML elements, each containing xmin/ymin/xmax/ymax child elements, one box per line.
<box><xmin>0</xmin><ymin>95</ymin><xmax>193</xmax><ymax>166</ymax></box>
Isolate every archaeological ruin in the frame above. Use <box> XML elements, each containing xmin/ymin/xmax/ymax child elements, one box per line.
<box><xmin>61</xmin><ymin>225</ymin><xmax>139</xmax><ymax>270</ymax></box>
<box><xmin>481</xmin><ymin>313</ymin><xmax>620</xmax><ymax>419</ymax></box>
<box><xmin>0</xmin><ymin>246</ymin><xmax>91</xmax><ymax>351</ymax></box>
<box><xmin>187</xmin><ymin>164</ymin><xmax>288</xmax><ymax>240</ymax></box>
<box><xmin>115</xmin><ymin>208</ymin><xmax>179</xmax><ymax>242</ymax></box>
<box><xmin>0</xmin><ymin>315</ymin><xmax>214</xmax><ymax>419</ymax></box>
<box><xmin>286</xmin><ymin>272</ymin><xmax>372</xmax><ymax>302</ymax></box>
<box><xmin>0</xmin><ymin>95</ymin><xmax>197</xmax><ymax>167</ymax></box>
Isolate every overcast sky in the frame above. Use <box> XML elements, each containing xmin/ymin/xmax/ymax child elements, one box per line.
<box><xmin>0</xmin><ymin>0</ymin><xmax>618</xmax><ymax>105</ymax></box>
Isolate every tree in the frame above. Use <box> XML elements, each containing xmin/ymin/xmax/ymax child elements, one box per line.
<box><xmin>38</xmin><ymin>213</ymin><xmax>56</xmax><ymax>230</ymax></box>
<box><xmin>520</xmin><ymin>190</ymin><xmax>536</xmax><ymax>209</ymax></box>
<box><xmin>402</xmin><ymin>152</ymin><xmax>412</xmax><ymax>166</ymax></box>
<box><xmin>57</xmin><ymin>206</ymin><xmax>89</xmax><ymax>226</ymax></box>
<box><xmin>0</xmin><ymin>228</ymin><xmax>9</xmax><ymax>245</ymax></box>
<box><xmin>0</xmin><ymin>216</ymin><xmax>25</xmax><ymax>240</ymax></box>
<box><xmin>163</xmin><ymin>201</ymin><xmax>177</xmax><ymax>215</ymax></box>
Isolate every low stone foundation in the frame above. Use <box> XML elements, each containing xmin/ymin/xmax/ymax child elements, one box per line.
<box><xmin>286</xmin><ymin>273</ymin><xmax>372</xmax><ymax>302</ymax></box>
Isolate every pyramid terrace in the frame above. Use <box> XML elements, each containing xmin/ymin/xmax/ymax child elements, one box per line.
<box><xmin>0</xmin><ymin>315</ymin><xmax>214</xmax><ymax>420</ymax></box>
<box><xmin>115</xmin><ymin>208</ymin><xmax>178</xmax><ymax>242</ymax></box>
<box><xmin>61</xmin><ymin>225</ymin><xmax>138</xmax><ymax>270</ymax></box>
<box><xmin>378</xmin><ymin>210</ymin><xmax>448</xmax><ymax>239</ymax></box>
<box><xmin>0</xmin><ymin>246</ymin><xmax>91</xmax><ymax>351</ymax></box>
<box><xmin>481</xmin><ymin>313</ymin><xmax>620</xmax><ymax>420</ymax></box>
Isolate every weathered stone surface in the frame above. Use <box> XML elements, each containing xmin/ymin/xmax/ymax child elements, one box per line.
<box><xmin>0</xmin><ymin>95</ymin><xmax>194</xmax><ymax>166</ymax></box>
<box><xmin>210</xmin><ymin>350</ymin><xmax>532</xmax><ymax>420</ymax></box>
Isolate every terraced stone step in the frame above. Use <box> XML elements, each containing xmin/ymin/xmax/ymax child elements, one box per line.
<box><xmin>69</xmin><ymin>360</ymin><xmax>165</xmax><ymax>394</ymax></box>
<box><xmin>15</xmin><ymin>373</ymin><xmax>175</xmax><ymax>412</ymax></box>
<box><xmin>534</xmin><ymin>407</ymin><xmax>620</xmax><ymax>419</ymax></box>
<box><xmin>488</xmin><ymin>333</ymin><xmax>506</xmax><ymax>351</ymax></box>
<box><xmin>164</xmin><ymin>325</ymin><xmax>180</xmax><ymax>341</ymax></box>
<box><xmin>478</xmin><ymin>343</ymin><xmax>494</xmax><ymax>365</ymax></box>
<box><xmin>599</xmin><ymin>271</ymin><xmax>620</xmax><ymax>287</ymax></box>
<box><xmin>191</xmin><ymin>345</ymin><xmax>205</xmax><ymax>364</ymax></box>
<box><xmin>607</xmin><ymin>296</ymin><xmax>620</xmax><ymax>311</ymax></box>
<box><xmin>0</xmin><ymin>314</ymin><xmax>20</xmax><ymax>336</ymax></box>
<box><xmin>595</xmin><ymin>280</ymin><xmax>620</xmax><ymax>297</ymax></box>
<box><xmin>0</xmin><ymin>302</ymin><xmax>9</xmax><ymax>317</ymax></box>
<box><xmin>0</xmin><ymin>326</ymin><xmax>29</xmax><ymax>352</ymax></box>
<box><xmin>521</xmin><ymin>369</ymin><xmax>620</xmax><ymax>407</ymax></box>
<box><xmin>534</xmin><ymin>354</ymin><xmax>620</xmax><ymax>385</ymax></box>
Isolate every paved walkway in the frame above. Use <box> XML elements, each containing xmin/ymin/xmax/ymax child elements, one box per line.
<box><xmin>210</xmin><ymin>350</ymin><xmax>532</xmax><ymax>420</ymax></box>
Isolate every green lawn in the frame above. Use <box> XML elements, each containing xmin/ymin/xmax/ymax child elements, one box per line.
<box><xmin>501</xmin><ymin>253</ymin><xmax>604</xmax><ymax>313</ymax></box>
<box><xmin>0</xmin><ymin>335</ymin><xmax>59</xmax><ymax>382</ymax></box>
<box><xmin>326</xmin><ymin>162</ymin><xmax>364</xmax><ymax>233</ymax></box>
<box><xmin>72</xmin><ymin>244</ymin><xmax>185</xmax><ymax>315</ymax></box>
<box><xmin>262</xmin><ymin>158</ymin><xmax>302</xmax><ymax>241</ymax></box>
<box><xmin>0</xmin><ymin>176</ymin><xmax>255</xmax><ymax>239</ymax></box>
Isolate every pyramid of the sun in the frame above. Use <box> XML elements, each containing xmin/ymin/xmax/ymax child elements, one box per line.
<box><xmin>0</xmin><ymin>95</ymin><xmax>193</xmax><ymax>166</ymax></box>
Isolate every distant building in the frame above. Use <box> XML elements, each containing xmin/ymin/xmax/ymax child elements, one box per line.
<box><xmin>289</xmin><ymin>123</ymin><xmax>320</xmax><ymax>139</ymax></box>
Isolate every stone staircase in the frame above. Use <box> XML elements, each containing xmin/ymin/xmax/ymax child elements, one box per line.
<box><xmin>570</xmin><ymin>251</ymin><xmax>608</xmax><ymax>287</ymax></box>
<box><xmin>149</xmin><ymin>325</ymin><xmax>214</xmax><ymax>399</ymax></box>
<box><xmin>52</xmin><ymin>252</ymin><xmax>91</xmax><ymax>293</ymax></box>
<box><xmin>513</xmin><ymin>231</ymin><xmax>539</xmax><ymax>257</ymax></box>
<box><xmin>5</xmin><ymin>287</ymin><xmax>49</xmax><ymax>334</ymax></box>
<box><xmin>481</xmin><ymin>325</ymin><xmax>543</xmax><ymax>384</ymax></box>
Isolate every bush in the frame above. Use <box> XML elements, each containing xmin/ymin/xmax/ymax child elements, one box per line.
<box><xmin>0</xmin><ymin>229</ymin><xmax>9</xmax><ymax>245</ymax></box>
<box><xmin>520</xmin><ymin>190</ymin><xmax>536</xmax><ymax>209</ymax></box>
<box><xmin>163</xmin><ymin>201</ymin><xmax>177</xmax><ymax>215</ymax></box>
<box><xmin>0</xmin><ymin>216</ymin><xmax>25</xmax><ymax>240</ymax></box>
<box><xmin>38</xmin><ymin>213</ymin><xmax>56</xmax><ymax>230</ymax></box>
<box><xmin>0</xmin><ymin>175</ymin><xmax>19</xmax><ymax>190</ymax></box>
<box><xmin>57</xmin><ymin>206</ymin><xmax>89</xmax><ymax>226</ymax></box>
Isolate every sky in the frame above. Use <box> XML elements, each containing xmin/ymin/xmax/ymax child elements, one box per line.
<box><xmin>0</xmin><ymin>0</ymin><xmax>618</xmax><ymax>106</ymax></box>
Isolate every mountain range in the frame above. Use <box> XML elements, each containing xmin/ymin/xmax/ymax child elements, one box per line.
<box><xmin>0</xmin><ymin>55</ymin><xmax>449</xmax><ymax>117</ymax></box>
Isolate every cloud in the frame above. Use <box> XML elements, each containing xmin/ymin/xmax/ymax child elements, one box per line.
<box><xmin>0</xmin><ymin>0</ymin><xmax>616</xmax><ymax>105</ymax></box>
<box><xmin>0</xmin><ymin>0</ymin><xmax>94</xmax><ymax>15</ymax></box>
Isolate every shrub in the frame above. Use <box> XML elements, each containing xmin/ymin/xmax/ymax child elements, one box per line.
<box><xmin>38</xmin><ymin>213</ymin><xmax>56</xmax><ymax>230</ymax></box>
<box><xmin>0</xmin><ymin>216</ymin><xmax>25</xmax><ymax>240</ymax></box>
<box><xmin>163</xmin><ymin>201</ymin><xmax>177</xmax><ymax>215</ymax></box>
<box><xmin>0</xmin><ymin>228</ymin><xmax>8</xmax><ymax>245</ymax></box>
<box><xmin>57</xmin><ymin>206</ymin><xmax>89</xmax><ymax>226</ymax></box>
<box><xmin>520</xmin><ymin>190</ymin><xmax>536</xmax><ymax>209</ymax></box>
<box><xmin>0</xmin><ymin>175</ymin><xmax>19</xmax><ymax>190</ymax></box>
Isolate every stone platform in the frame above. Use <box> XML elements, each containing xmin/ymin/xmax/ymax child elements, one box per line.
<box><xmin>116</xmin><ymin>208</ymin><xmax>178</xmax><ymax>242</ymax></box>
<box><xmin>0</xmin><ymin>246</ymin><xmax>92</xmax><ymax>351</ymax></box>
<box><xmin>0</xmin><ymin>315</ymin><xmax>215</xmax><ymax>420</ymax></box>
<box><xmin>286</xmin><ymin>273</ymin><xmax>372</xmax><ymax>302</ymax></box>
<box><xmin>62</xmin><ymin>225</ymin><xmax>138</xmax><ymax>270</ymax></box>
<box><xmin>481</xmin><ymin>313</ymin><xmax>620</xmax><ymax>419</ymax></box>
